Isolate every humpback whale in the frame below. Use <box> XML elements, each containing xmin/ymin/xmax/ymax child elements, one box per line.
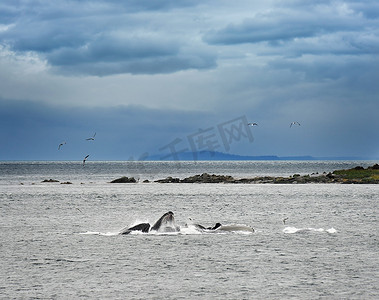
<box><xmin>120</xmin><ymin>212</ymin><xmax>254</xmax><ymax>235</ymax></box>
<box><xmin>120</xmin><ymin>211</ymin><xmax>179</xmax><ymax>235</ymax></box>
<box><xmin>193</xmin><ymin>222</ymin><xmax>254</xmax><ymax>233</ymax></box>
<box><xmin>215</xmin><ymin>225</ymin><xmax>254</xmax><ymax>233</ymax></box>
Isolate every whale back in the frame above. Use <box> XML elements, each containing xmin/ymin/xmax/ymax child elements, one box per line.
<box><xmin>216</xmin><ymin>225</ymin><xmax>254</xmax><ymax>233</ymax></box>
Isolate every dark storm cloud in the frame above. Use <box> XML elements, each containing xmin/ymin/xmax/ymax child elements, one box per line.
<box><xmin>204</xmin><ymin>1</ymin><xmax>379</xmax><ymax>57</ymax></box>
<box><xmin>0</xmin><ymin>1</ymin><xmax>378</xmax><ymax>160</ymax></box>
<box><xmin>0</xmin><ymin>0</ymin><xmax>215</xmax><ymax>75</ymax></box>
<box><xmin>51</xmin><ymin>54</ymin><xmax>216</xmax><ymax>76</ymax></box>
<box><xmin>204</xmin><ymin>18</ymin><xmax>326</xmax><ymax>45</ymax></box>
<box><xmin>348</xmin><ymin>0</ymin><xmax>379</xmax><ymax>19</ymax></box>
<box><xmin>2</xmin><ymin>0</ymin><xmax>377</xmax><ymax>77</ymax></box>
<box><xmin>95</xmin><ymin>0</ymin><xmax>204</xmax><ymax>12</ymax></box>
<box><xmin>267</xmin><ymin>54</ymin><xmax>379</xmax><ymax>87</ymax></box>
<box><xmin>46</xmin><ymin>35</ymin><xmax>215</xmax><ymax>76</ymax></box>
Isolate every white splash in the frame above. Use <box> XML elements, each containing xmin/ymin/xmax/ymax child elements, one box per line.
<box><xmin>326</xmin><ymin>228</ymin><xmax>337</xmax><ymax>233</ymax></box>
<box><xmin>283</xmin><ymin>227</ymin><xmax>337</xmax><ymax>234</ymax></box>
<box><xmin>80</xmin><ymin>231</ymin><xmax>119</xmax><ymax>236</ymax></box>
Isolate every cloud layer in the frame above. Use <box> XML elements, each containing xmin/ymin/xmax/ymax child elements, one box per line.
<box><xmin>0</xmin><ymin>0</ymin><xmax>216</xmax><ymax>75</ymax></box>
<box><xmin>1</xmin><ymin>1</ymin><xmax>378</xmax><ymax>75</ymax></box>
<box><xmin>0</xmin><ymin>0</ymin><xmax>378</xmax><ymax>159</ymax></box>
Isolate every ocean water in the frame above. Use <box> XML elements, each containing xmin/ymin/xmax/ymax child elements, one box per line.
<box><xmin>0</xmin><ymin>161</ymin><xmax>378</xmax><ymax>299</ymax></box>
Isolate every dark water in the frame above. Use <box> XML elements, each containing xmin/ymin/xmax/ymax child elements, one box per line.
<box><xmin>0</xmin><ymin>161</ymin><xmax>378</xmax><ymax>299</ymax></box>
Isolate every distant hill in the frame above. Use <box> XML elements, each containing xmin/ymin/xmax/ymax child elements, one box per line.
<box><xmin>148</xmin><ymin>151</ymin><xmax>280</xmax><ymax>161</ymax></box>
<box><xmin>146</xmin><ymin>151</ymin><xmax>369</xmax><ymax>161</ymax></box>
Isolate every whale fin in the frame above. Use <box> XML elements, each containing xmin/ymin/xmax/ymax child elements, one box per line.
<box><xmin>208</xmin><ymin>223</ymin><xmax>222</xmax><ymax>230</ymax></box>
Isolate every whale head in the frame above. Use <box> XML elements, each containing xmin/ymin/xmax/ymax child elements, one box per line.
<box><xmin>150</xmin><ymin>211</ymin><xmax>179</xmax><ymax>232</ymax></box>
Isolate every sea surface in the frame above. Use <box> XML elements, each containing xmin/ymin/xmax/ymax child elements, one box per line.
<box><xmin>0</xmin><ymin>161</ymin><xmax>378</xmax><ymax>299</ymax></box>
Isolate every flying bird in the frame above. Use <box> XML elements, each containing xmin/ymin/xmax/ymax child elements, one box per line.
<box><xmin>290</xmin><ymin>121</ymin><xmax>300</xmax><ymax>127</ymax></box>
<box><xmin>83</xmin><ymin>155</ymin><xmax>89</xmax><ymax>166</ymax></box>
<box><xmin>248</xmin><ymin>122</ymin><xmax>258</xmax><ymax>126</ymax></box>
<box><xmin>58</xmin><ymin>142</ymin><xmax>66</xmax><ymax>150</ymax></box>
<box><xmin>86</xmin><ymin>133</ymin><xmax>96</xmax><ymax>141</ymax></box>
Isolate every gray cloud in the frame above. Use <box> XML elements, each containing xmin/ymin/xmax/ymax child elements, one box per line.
<box><xmin>46</xmin><ymin>35</ymin><xmax>216</xmax><ymax>75</ymax></box>
<box><xmin>204</xmin><ymin>1</ymin><xmax>378</xmax><ymax>57</ymax></box>
<box><xmin>51</xmin><ymin>54</ymin><xmax>216</xmax><ymax>76</ymax></box>
<box><xmin>0</xmin><ymin>0</ymin><xmax>215</xmax><ymax>75</ymax></box>
<box><xmin>348</xmin><ymin>0</ymin><xmax>379</xmax><ymax>19</ymax></box>
<box><xmin>0</xmin><ymin>0</ymin><xmax>378</xmax><ymax>160</ymax></box>
<box><xmin>264</xmin><ymin>54</ymin><xmax>379</xmax><ymax>89</ymax></box>
<box><xmin>2</xmin><ymin>0</ymin><xmax>377</xmax><ymax>77</ymax></box>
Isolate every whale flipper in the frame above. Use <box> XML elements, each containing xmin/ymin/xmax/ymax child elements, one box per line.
<box><xmin>120</xmin><ymin>223</ymin><xmax>150</xmax><ymax>235</ymax></box>
<box><xmin>193</xmin><ymin>222</ymin><xmax>222</xmax><ymax>231</ymax></box>
<box><xmin>208</xmin><ymin>223</ymin><xmax>222</xmax><ymax>230</ymax></box>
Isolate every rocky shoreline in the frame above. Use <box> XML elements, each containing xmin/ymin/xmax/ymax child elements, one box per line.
<box><xmin>39</xmin><ymin>164</ymin><xmax>379</xmax><ymax>185</ymax></box>
<box><xmin>116</xmin><ymin>164</ymin><xmax>379</xmax><ymax>184</ymax></box>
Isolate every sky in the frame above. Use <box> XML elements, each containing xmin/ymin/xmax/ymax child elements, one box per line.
<box><xmin>0</xmin><ymin>0</ymin><xmax>378</xmax><ymax>161</ymax></box>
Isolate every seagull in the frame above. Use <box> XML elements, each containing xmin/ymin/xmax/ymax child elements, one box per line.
<box><xmin>83</xmin><ymin>155</ymin><xmax>89</xmax><ymax>166</ymax></box>
<box><xmin>248</xmin><ymin>122</ymin><xmax>258</xmax><ymax>126</ymax></box>
<box><xmin>290</xmin><ymin>121</ymin><xmax>300</xmax><ymax>127</ymax></box>
<box><xmin>86</xmin><ymin>133</ymin><xmax>96</xmax><ymax>141</ymax></box>
<box><xmin>58</xmin><ymin>142</ymin><xmax>66</xmax><ymax>150</ymax></box>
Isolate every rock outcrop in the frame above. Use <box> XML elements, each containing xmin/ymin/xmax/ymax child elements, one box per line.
<box><xmin>110</xmin><ymin>176</ymin><xmax>137</xmax><ymax>183</ymax></box>
<box><xmin>42</xmin><ymin>179</ymin><xmax>59</xmax><ymax>183</ymax></box>
<box><xmin>153</xmin><ymin>164</ymin><xmax>379</xmax><ymax>184</ymax></box>
<box><xmin>109</xmin><ymin>165</ymin><xmax>379</xmax><ymax>185</ymax></box>
<box><xmin>181</xmin><ymin>173</ymin><xmax>234</xmax><ymax>183</ymax></box>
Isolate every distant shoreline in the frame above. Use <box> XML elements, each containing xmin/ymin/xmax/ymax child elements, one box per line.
<box><xmin>1</xmin><ymin>158</ymin><xmax>379</xmax><ymax>163</ymax></box>
<box><xmin>36</xmin><ymin>164</ymin><xmax>379</xmax><ymax>185</ymax></box>
<box><xmin>149</xmin><ymin>164</ymin><xmax>379</xmax><ymax>184</ymax></box>
<box><xmin>1</xmin><ymin>150</ymin><xmax>378</xmax><ymax>162</ymax></box>
<box><xmin>146</xmin><ymin>151</ymin><xmax>379</xmax><ymax>161</ymax></box>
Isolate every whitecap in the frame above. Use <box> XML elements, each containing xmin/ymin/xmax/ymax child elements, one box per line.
<box><xmin>283</xmin><ymin>226</ymin><xmax>299</xmax><ymax>234</ymax></box>
<box><xmin>79</xmin><ymin>231</ymin><xmax>101</xmax><ymax>235</ymax></box>
<box><xmin>283</xmin><ymin>227</ymin><xmax>337</xmax><ymax>234</ymax></box>
<box><xmin>79</xmin><ymin>231</ymin><xmax>119</xmax><ymax>236</ymax></box>
<box><xmin>179</xmin><ymin>225</ymin><xmax>203</xmax><ymax>235</ymax></box>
